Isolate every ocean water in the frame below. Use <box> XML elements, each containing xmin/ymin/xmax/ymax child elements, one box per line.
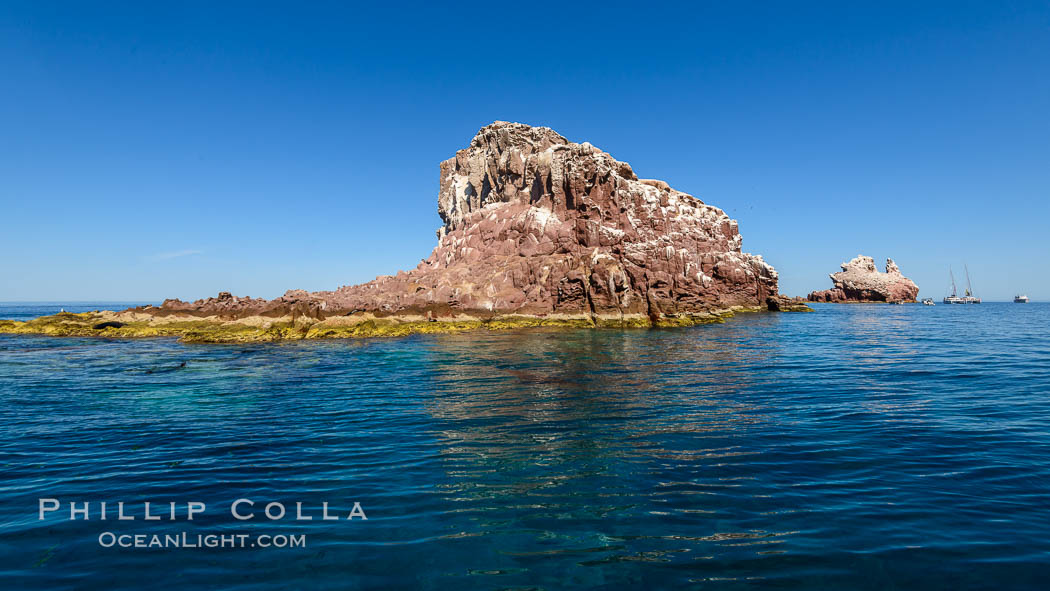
<box><xmin>1</xmin><ymin>302</ymin><xmax>1048</xmax><ymax>589</ymax></box>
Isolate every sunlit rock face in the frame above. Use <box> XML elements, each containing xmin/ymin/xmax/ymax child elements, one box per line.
<box><xmin>807</xmin><ymin>255</ymin><xmax>920</xmax><ymax>303</ymax></box>
<box><xmin>157</xmin><ymin>121</ymin><xmax>779</xmax><ymax>321</ymax></box>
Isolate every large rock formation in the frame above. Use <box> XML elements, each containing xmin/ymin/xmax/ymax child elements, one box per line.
<box><xmin>159</xmin><ymin>121</ymin><xmax>780</xmax><ymax>323</ymax></box>
<box><xmin>807</xmin><ymin>256</ymin><xmax>919</xmax><ymax>303</ymax></box>
<box><xmin>3</xmin><ymin>122</ymin><xmax>807</xmax><ymax>342</ymax></box>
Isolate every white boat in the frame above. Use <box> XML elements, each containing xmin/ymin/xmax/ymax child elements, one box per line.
<box><xmin>922</xmin><ymin>298</ymin><xmax>935</xmax><ymax>306</ymax></box>
<box><xmin>944</xmin><ymin>265</ymin><xmax>981</xmax><ymax>304</ymax></box>
<box><xmin>1015</xmin><ymin>294</ymin><xmax>1029</xmax><ymax>303</ymax></box>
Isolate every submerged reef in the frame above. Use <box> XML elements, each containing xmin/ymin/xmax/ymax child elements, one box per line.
<box><xmin>4</xmin><ymin>122</ymin><xmax>808</xmax><ymax>343</ymax></box>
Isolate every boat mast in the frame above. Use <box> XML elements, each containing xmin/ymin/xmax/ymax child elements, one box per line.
<box><xmin>964</xmin><ymin>264</ymin><xmax>973</xmax><ymax>297</ymax></box>
<box><xmin>949</xmin><ymin>266</ymin><xmax>957</xmax><ymax>297</ymax></box>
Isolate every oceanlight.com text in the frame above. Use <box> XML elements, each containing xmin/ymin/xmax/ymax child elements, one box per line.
<box><xmin>98</xmin><ymin>531</ymin><xmax>307</xmax><ymax>549</ymax></box>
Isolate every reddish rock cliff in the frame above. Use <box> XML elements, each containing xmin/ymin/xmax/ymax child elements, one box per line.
<box><xmin>807</xmin><ymin>256</ymin><xmax>920</xmax><ymax>303</ymax></box>
<box><xmin>155</xmin><ymin>122</ymin><xmax>780</xmax><ymax>322</ymax></box>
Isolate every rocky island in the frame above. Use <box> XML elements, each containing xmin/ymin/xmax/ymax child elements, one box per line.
<box><xmin>2</xmin><ymin>122</ymin><xmax>808</xmax><ymax>343</ymax></box>
<box><xmin>807</xmin><ymin>255</ymin><xmax>920</xmax><ymax>303</ymax></box>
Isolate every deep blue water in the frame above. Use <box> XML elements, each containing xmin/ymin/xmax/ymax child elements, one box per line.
<box><xmin>0</xmin><ymin>302</ymin><xmax>156</xmax><ymax>321</ymax></box>
<box><xmin>1</xmin><ymin>302</ymin><xmax>1048</xmax><ymax>590</ymax></box>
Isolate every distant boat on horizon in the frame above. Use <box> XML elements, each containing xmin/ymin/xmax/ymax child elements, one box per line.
<box><xmin>922</xmin><ymin>298</ymin><xmax>935</xmax><ymax>306</ymax></box>
<box><xmin>1015</xmin><ymin>294</ymin><xmax>1030</xmax><ymax>303</ymax></box>
<box><xmin>944</xmin><ymin>265</ymin><xmax>981</xmax><ymax>304</ymax></box>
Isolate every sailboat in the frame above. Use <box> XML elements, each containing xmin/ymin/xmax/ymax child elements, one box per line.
<box><xmin>944</xmin><ymin>265</ymin><xmax>981</xmax><ymax>304</ymax></box>
<box><xmin>962</xmin><ymin>265</ymin><xmax>981</xmax><ymax>303</ymax></box>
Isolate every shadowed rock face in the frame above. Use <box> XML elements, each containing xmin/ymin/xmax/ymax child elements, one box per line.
<box><xmin>807</xmin><ymin>256</ymin><xmax>920</xmax><ymax>303</ymax></box>
<box><xmin>155</xmin><ymin>121</ymin><xmax>779</xmax><ymax>321</ymax></box>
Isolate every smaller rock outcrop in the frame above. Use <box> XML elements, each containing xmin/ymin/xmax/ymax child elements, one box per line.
<box><xmin>766</xmin><ymin>295</ymin><xmax>812</xmax><ymax>312</ymax></box>
<box><xmin>808</xmin><ymin>255</ymin><xmax>919</xmax><ymax>303</ymax></box>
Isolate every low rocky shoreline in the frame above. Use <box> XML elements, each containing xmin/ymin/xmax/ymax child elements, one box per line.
<box><xmin>0</xmin><ymin>298</ymin><xmax>810</xmax><ymax>344</ymax></box>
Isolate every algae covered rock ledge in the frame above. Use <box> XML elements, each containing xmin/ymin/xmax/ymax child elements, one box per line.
<box><xmin>0</xmin><ymin>307</ymin><xmax>777</xmax><ymax>344</ymax></box>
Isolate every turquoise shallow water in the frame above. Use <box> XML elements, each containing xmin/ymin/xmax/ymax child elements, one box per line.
<box><xmin>1</xmin><ymin>302</ymin><xmax>1048</xmax><ymax>589</ymax></box>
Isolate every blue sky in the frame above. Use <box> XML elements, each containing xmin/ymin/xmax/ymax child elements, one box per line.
<box><xmin>1</xmin><ymin>1</ymin><xmax>1047</xmax><ymax>301</ymax></box>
